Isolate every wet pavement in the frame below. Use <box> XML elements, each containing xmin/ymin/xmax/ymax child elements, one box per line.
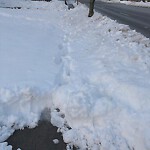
<box><xmin>6</xmin><ymin>121</ymin><xmax>67</xmax><ymax>150</ymax></box>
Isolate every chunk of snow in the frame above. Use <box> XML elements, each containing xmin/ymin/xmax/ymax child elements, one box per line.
<box><xmin>53</xmin><ymin>139</ymin><xmax>59</xmax><ymax>144</ymax></box>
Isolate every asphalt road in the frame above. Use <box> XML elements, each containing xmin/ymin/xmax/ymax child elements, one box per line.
<box><xmin>80</xmin><ymin>0</ymin><xmax>150</xmax><ymax>38</ymax></box>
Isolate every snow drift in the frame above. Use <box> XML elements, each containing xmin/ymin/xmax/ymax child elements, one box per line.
<box><xmin>0</xmin><ymin>0</ymin><xmax>150</xmax><ymax>150</ymax></box>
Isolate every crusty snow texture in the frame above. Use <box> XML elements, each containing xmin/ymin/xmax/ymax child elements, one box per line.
<box><xmin>0</xmin><ymin>1</ymin><xmax>150</xmax><ymax>150</ymax></box>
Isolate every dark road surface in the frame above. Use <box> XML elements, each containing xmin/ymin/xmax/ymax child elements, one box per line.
<box><xmin>80</xmin><ymin>0</ymin><xmax>150</xmax><ymax>38</ymax></box>
<box><xmin>6</xmin><ymin>121</ymin><xmax>67</xmax><ymax>150</ymax></box>
<box><xmin>5</xmin><ymin>108</ymin><xmax>77</xmax><ymax>150</ymax></box>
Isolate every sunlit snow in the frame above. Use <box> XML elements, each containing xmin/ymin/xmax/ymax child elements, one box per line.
<box><xmin>0</xmin><ymin>0</ymin><xmax>150</xmax><ymax>150</ymax></box>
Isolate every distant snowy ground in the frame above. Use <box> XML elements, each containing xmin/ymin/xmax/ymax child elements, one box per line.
<box><xmin>0</xmin><ymin>0</ymin><xmax>150</xmax><ymax>150</ymax></box>
<box><xmin>114</xmin><ymin>1</ymin><xmax>150</xmax><ymax>7</ymax></box>
<box><xmin>121</xmin><ymin>1</ymin><xmax>150</xmax><ymax>7</ymax></box>
<box><xmin>0</xmin><ymin>0</ymin><xmax>28</xmax><ymax>7</ymax></box>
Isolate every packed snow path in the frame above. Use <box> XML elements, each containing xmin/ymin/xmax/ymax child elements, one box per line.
<box><xmin>0</xmin><ymin>1</ymin><xmax>150</xmax><ymax>150</ymax></box>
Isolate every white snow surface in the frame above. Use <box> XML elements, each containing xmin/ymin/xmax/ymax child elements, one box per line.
<box><xmin>120</xmin><ymin>1</ymin><xmax>150</xmax><ymax>8</ymax></box>
<box><xmin>107</xmin><ymin>0</ymin><xmax>150</xmax><ymax>8</ymax></box>
<box><xmin>0</xmin><ymin>1</ymin><xmax>150</xmax><ymax>150</ymax></box>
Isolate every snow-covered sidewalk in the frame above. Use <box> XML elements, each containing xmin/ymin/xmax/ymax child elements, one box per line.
<box><xmin>0</xmin><ymin>1</ymin><xmax>150</xmax><ymax>150</ymax></box>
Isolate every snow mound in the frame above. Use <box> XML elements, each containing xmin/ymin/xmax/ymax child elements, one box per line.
<box><xmin>121</xmin><ymin>1</ymin><xmax>150</xmax><ymax>8</ymax></box>
<box><xmin>0</xmin><ymin>142</ymin><xmax>12</xmax><ymax>150</ymax></box>
<box><xmin>0</xmin><ymin>1</ymin><xmax>150</xmax><ymax>150</ymax></box>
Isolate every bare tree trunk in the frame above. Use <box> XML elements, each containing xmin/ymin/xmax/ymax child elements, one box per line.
<box><xmin>88</xmin><ymin>0</ymin><xmax>95</xmax><ymax>17</ymax></box>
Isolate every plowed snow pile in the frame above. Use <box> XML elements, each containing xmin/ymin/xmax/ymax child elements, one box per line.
<box><xmin>0</xmin><ymin>0</ymin><xmax>150</xmax><ymax>150</ymax></box>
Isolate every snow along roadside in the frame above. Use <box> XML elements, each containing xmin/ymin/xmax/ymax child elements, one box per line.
<box><xmin>105</xmin><ymin>1</ymin><xmax>150</xmax><ymax>8</ymax></box>
<box><xmin>0</xmin><ymin>1</ymin><xmax>150</xmax><ymax>150</ymax></box>
<box><xmin>51</xmin><ymin>4</ymin><xmax>150</xmax><ymax>150</ymax></box>
<box><xmin>120</xmin><ymin>1</ymin><xmax>150</xmax><ymax>8</ymax></box>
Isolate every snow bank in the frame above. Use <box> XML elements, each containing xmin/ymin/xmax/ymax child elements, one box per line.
<box><xmin>0</xmin><ymin>0</ymin><xmax>67</xmax><ymax>143</ymax></box>
<box><xmin>0</xmin><ymin>142</ymin><xmax>12</xmax><ymax>150</ymax></box>
<box><xmin>120</xmin><ymin>1</ymin><xmax>150</xmax><ymax>8</ymax></box>
<box><xmin>0</xmin><ymin>1</ymin><xmax>150</xmax><ymax>150</ymax></box>
<box><xmin>109</xmin><ymin>1</ymin><xmax>150</xmax><ymax>8</ymax></box>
